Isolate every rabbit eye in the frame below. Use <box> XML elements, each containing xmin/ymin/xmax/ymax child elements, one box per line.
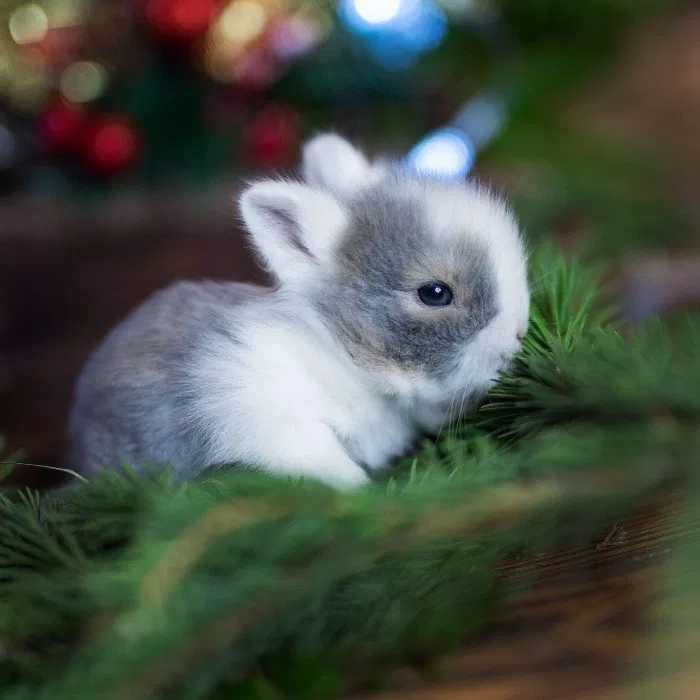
<box><xmin>417</xmin><ymin>282</ymin><xmax>453</xmax><ymax>307</ymax></box>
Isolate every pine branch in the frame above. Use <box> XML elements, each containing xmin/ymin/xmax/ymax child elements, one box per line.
<box><xmin>1</xmin><ymin>252</ymin><xmax>699</xmax><ymax>698</ymax></box>
<box><xmin>0</xmin><ymin>424</ymin><xmax>691</xmax><ymax>699</ymax></box>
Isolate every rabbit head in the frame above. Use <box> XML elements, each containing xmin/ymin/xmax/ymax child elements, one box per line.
<box><xmin>240</xmin><ymin>134</ymin><xmax>529</xmax><ymax>409</ymax></box>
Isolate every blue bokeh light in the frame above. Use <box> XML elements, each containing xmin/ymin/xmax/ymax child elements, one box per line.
<box><xmin>453</xmin><ymin>94</ymin><xmax>506</xmax><ymax>150</ymax></box>
<box><xmin>406</xmin><ymin>128</ymin><xmax>476</xmax><ymax>179</ymax></box>
<box><xmin>339</xmin><ymin>0</ymin><xmax>447</xmax><ymax>69</ymax></box>
<box><xmin>349</xmin><ymin>0</ymin><xmax>402</xmax><ymax>25</ymax></box>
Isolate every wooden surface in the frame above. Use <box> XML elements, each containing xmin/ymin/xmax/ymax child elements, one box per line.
<box><xmin>356</xmin><ymin>497</ymin><xmax>699</xmax><ymax>699</ymax></box>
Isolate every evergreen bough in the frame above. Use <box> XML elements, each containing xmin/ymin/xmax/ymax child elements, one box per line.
<box><xmin>1</xmin><ymin>250</ymin><xmax>698</xmax><ymax>699</ymax></box>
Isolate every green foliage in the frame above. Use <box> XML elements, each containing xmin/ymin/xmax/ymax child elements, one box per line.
<box><xmin>494</xmin><ymin>0</ymin><xmax>679</xmax><ymax>51</ymax></box>
<box><xmin>482</xmin><ymin>0</ymin><xmax>688</xmax><ymax>259</ymax></box>
<box><xmin>478</xmin><ymin>264</ymin><xmax>699</xmax><ymax>441</ymax></box>
<box><xmin>1</xmin><ymin>250</ymin><xmax>700</xmax><ymax>699</ymax></box>
<box><xmin>488</xmin><ymin>126</ymin><xmax>688</xmax><ymax>256</ymax></box>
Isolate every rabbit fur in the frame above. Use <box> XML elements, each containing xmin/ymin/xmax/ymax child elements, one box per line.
<box><xmin>69</xmin><ymin>134</ymin><xmax>529</xmax><ymax>488</ymax></box>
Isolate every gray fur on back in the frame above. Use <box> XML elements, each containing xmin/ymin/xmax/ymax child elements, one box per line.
<box><xmin>69</xmin><ymin>281</ymin><xmax>266</xmax><ymax>475</ymax></box>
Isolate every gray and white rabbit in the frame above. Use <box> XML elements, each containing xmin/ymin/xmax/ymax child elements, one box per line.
<box><xmin>69</xmin><ymin>134</ymin><xmax>529</xmax><ymax>488</ymax></box>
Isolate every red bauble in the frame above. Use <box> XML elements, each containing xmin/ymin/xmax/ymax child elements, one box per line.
<box><xmin>82</xmin><ymin>116</ymin><xmax>141</xmax><ymax>176</ymax></box>
<box><xmin>39</xmin><ymin>101</ymin><xmax>87</xmax><ymax>154</ymax></box>
<box><xmin>145</xmin><ymin>0</ymin><xmax>219</xmax><ymax>42</ymax></box>
<box><xmin>244</xmin><ymin>105</ymin><xmax>299</xmax><ymax>170</ymax></box>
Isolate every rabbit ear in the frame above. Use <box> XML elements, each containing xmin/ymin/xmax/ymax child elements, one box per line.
<box><xmin>240</xmin><ymin>180</ymin><xmax>347</xmax><ymax>284</ymax></box>
<box><xmin>302</xmin><ymin>133</ymin><xmax>372</xmax><ymax>199</ymax></box>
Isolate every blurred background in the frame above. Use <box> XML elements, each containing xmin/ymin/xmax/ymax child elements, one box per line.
<box><xmin>0</xmin><ymin>0</ymin><xmax>699</xmax><ymax>484</ymax></box>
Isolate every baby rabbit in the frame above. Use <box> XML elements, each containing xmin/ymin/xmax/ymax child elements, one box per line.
<box><xmin>69</xmin><ymin>134</ymin><xmax>529</xmax><ymax>488</ymax></box>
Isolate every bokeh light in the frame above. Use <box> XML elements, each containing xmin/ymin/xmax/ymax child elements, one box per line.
<box><xmin>5</xmin><ymin>57</ymin><xmax>49</xmax><ymax>112</ymax></box>
<box><xmin>453</xmin><ymin>94</ymin><xmax>506</xmax><ymax>150</ymax></box>
<box><xmin>270</xmin><ymin>13</ymin><xmax>326</xmax><ymax>60</ymax></box>
<box><xmin>60</xmin><ymin>61</ymin><xmax>108</xmax><ymax>104</ymax></box>
<box><xmin>406</xmin><ymin>128</ymin><xmax>475</xmax><ymax>178</ymax></box>
<box><xmin>46</xmin><ymin>0</ymin><xmax>88</xmax><ymax>29</ymax></box>
<box><xmin>9</xmin><ymin>3</ymin><xmax>49</xmax><ymax>45</ymax></box>
<box><xmin>339</xmin><ymin>0</ymin><xmax>447</xmax><ymax>69</ymax></box>
<box><xmin>218</xmin><ymin>0</ymin><xmax>267</xmax><ymax>44</ymax></box>
<box><xmin>352</xmin><ymin>0</ymin><xmax>402</xmax><ymax>25</ymax></box>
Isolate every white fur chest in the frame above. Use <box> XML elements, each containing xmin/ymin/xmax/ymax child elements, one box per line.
<box><xmin>233</xmin><ymin>318</ymin><xmax>418</xmax><ymax>474</ymax></box>
<box><xmin>325</xmin><ymin>385</ymin><xmax>418</xmax><ymax>471</ymax></box>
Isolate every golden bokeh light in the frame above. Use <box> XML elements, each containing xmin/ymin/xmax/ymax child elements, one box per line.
<box><xmin>9</xmin><ymin>4</ymin><xmax>49</xmax><ymax>45</ymax></box>
<box><xmin>60</xmin><ymin>61</ymin><xmax>108</xmax><ymax>103</ymax></box>
<box><xmin>45</xmin><ymin>0</ymin><xmax>89</xmax><ymax>29</ymax></box>
<box><xmin>218</xmin><ymin>0</ymin><xmax>267</xmax><ymax>44</ymax></box>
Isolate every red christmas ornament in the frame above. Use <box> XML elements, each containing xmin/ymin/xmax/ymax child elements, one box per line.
<box><xmin>244</xmin><ymin>105</ymin><xmax>299</xmax><ymax>170</ymax></box>
<box><xmin>39</xmin><ymin>100</ymin><xmax>87</xmax><ymax>154</ymax></box>
<box><xmin>82</xmin><ymin>116</ymin><xmax>141</xmax><ymax>176</ymax></box>
<box><xmin>145</xmin><ymin>0</ymin><xmax>219</xmax><ymax>42</ymax></box>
